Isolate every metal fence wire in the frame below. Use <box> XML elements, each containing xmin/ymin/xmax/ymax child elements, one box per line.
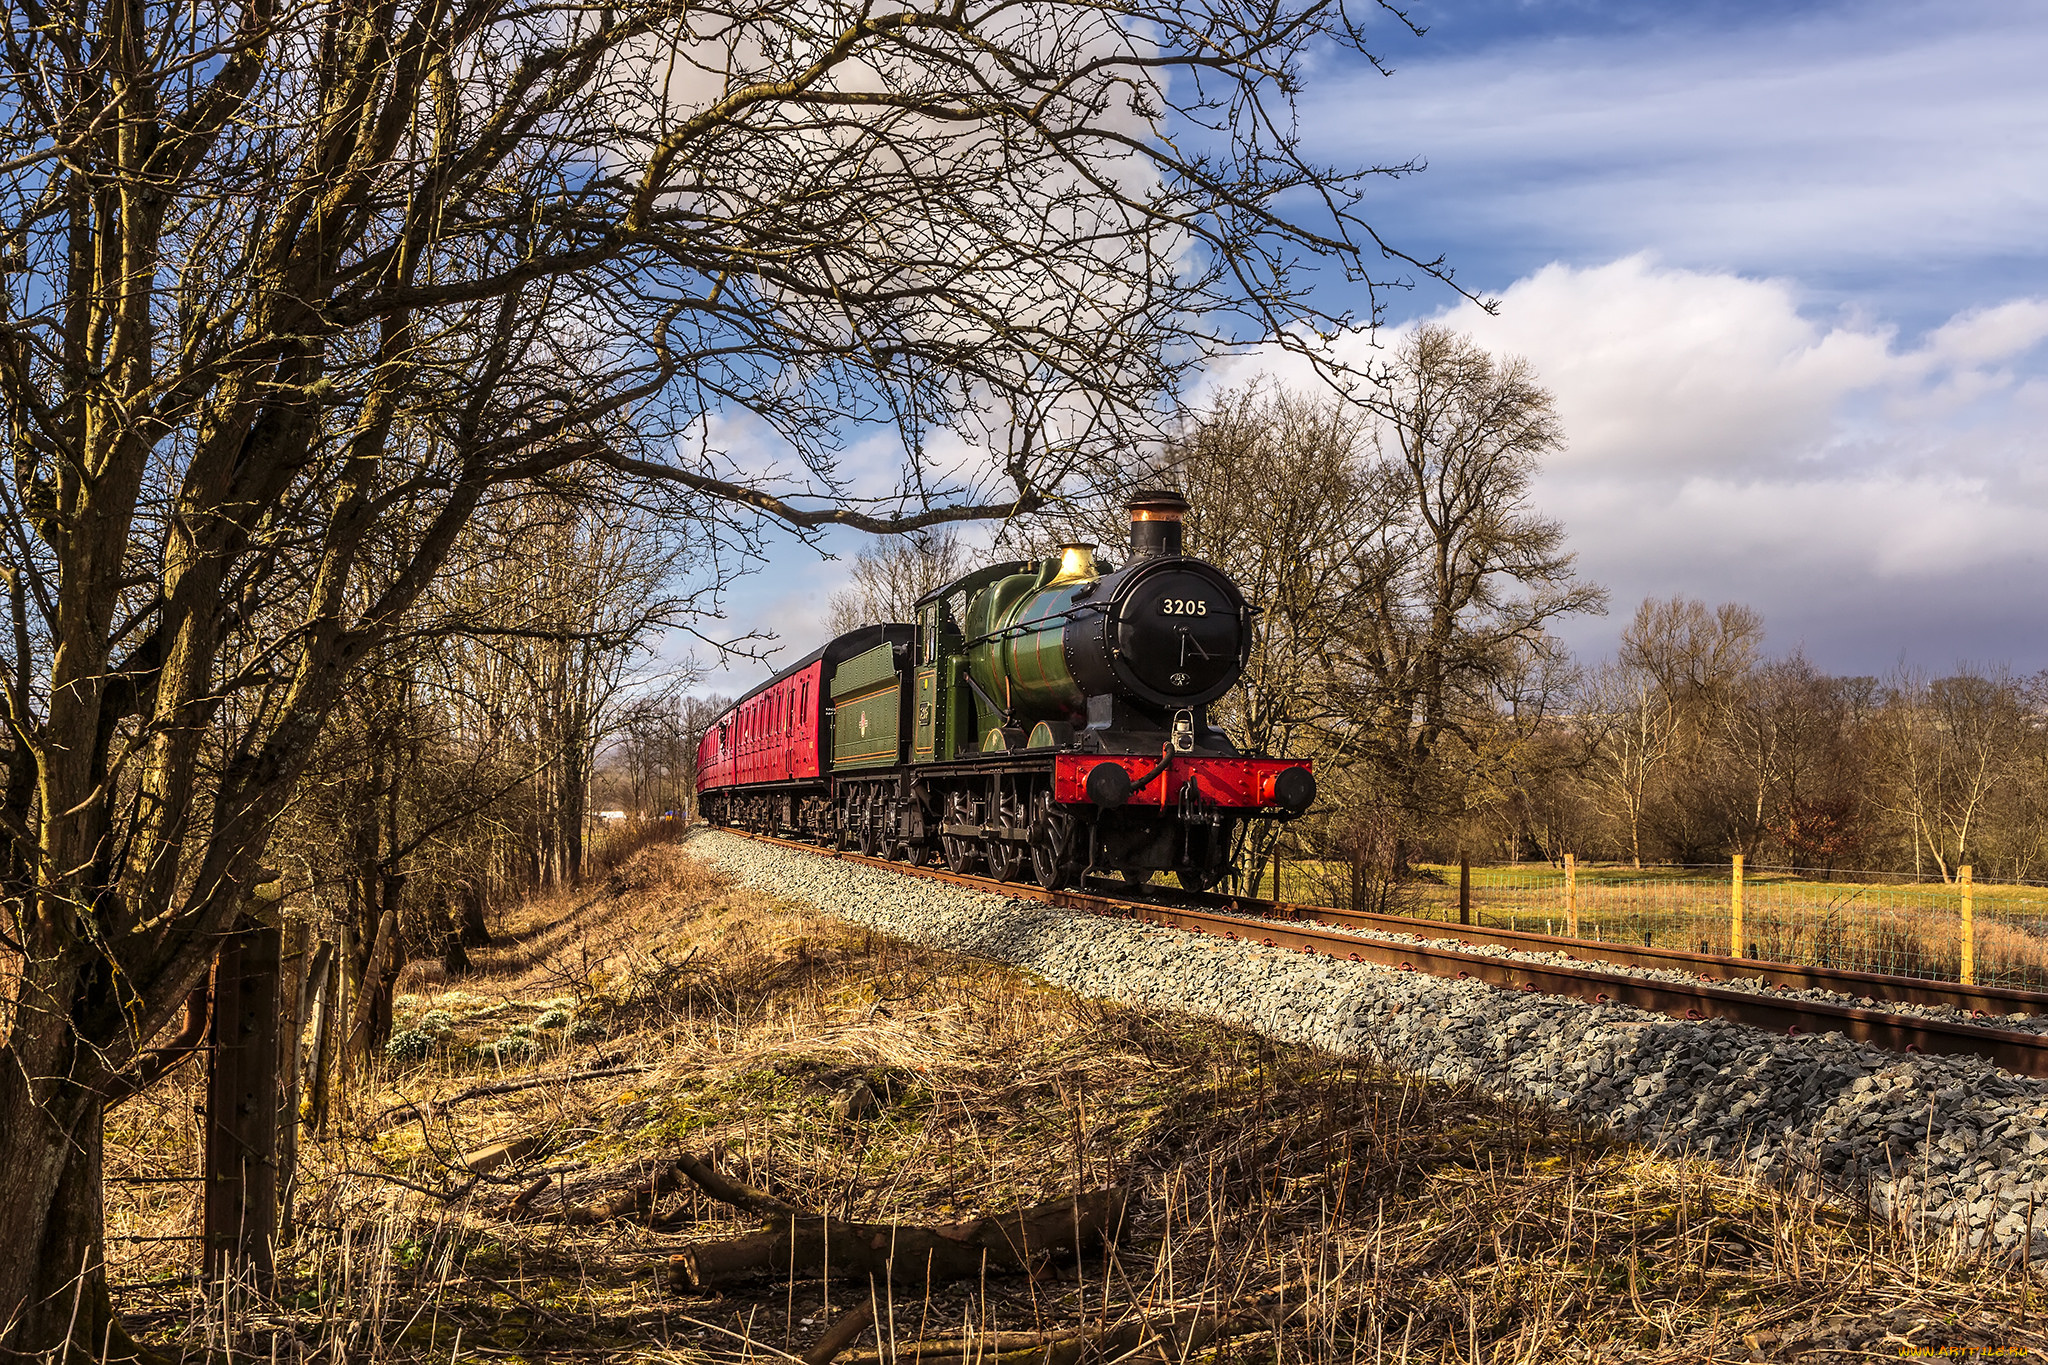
<box><xmin>1268</xmin><ymin>859</ymin><xmax>2048</xmax><ymax>993</ymax></box>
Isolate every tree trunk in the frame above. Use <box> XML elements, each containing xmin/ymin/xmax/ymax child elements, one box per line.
<box><xmin>0</xmin><ymin>1078</ymin><xmax>156</xmax><ymax>1361</ymax></box>
<box><xmin>456</xmin><ymin>881</ymin><xmax>491</xmax><ymax>948</ymax></box>
<box><xmin>346</xmin><ymin>873</ymin><xmax>406</xmax><ymax>1063</ymax></box>
<box><xmin>432</xmin><ymin>894</ymin><xmax>470</xmax><ymax>976</ymax></box>
<box><xmin>559</xmin><ymin>719</ymin><xmax>587</xmax><ymax>886</ymax></box>
<box><xmin>283</xmin><ymin>939</ymin><xmax>334</xmax><ymax>1238</ymax></box>
<box><xmin>305</xmin><ymin>935</ymin><xmax>341</xmax><ymax>1133</ymax></box>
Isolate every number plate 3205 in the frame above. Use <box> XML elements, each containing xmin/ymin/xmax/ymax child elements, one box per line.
<box><xmin>1160</xmin><ymin>598</ymin><xmax>1208</xmax><ymax>616</ymax></box>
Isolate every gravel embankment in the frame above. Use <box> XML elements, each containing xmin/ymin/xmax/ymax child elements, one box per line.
<box><xmin>687</xmin><ymin>829</ymin><xmax>2048</xmax><ymax>1255</ymax></box>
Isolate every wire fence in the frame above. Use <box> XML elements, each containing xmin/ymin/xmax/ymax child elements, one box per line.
<box><xmin>1257</xmin><ymin>858</ymin><xmax>2048</xmax><ymax>993</ymax></box>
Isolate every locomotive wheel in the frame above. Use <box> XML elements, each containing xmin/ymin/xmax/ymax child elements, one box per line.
<box><xmin>1029</xmin><ymin>796</ymin><xmax>1077</xmax><ymax>890</ymax></box>
<box><xmin>904</xmin><ymin>842</ymin><xmax>932</xmax><ymax>868</ymax></box>
<box><xmin>941</xmin><ymin>794</ymin><xmax>980</xmax><ymax>874</ymax></box>
<box><xmin>858</xmin><ymin>817</ymin><xmax>880</xmax><ymax>858</ymax></box>
<box><xmin>985</xmin><ymin>838</ymin><xmax>1021</xmax><ymax>883</ymax></box>
<box><xmin>1176</xmin><ymin>868</ymin><xmax>1222</xmax><ymax>893</ymax></box>
<box><xmin>1120</xmin><ymin>868</ymin><xmax>1154</xmax><ymax>887</ymax></box>
<box><xmin>1030</xmin><ymin>837</ymin><xmax>1067</xmax><ymax>890</ymax></box>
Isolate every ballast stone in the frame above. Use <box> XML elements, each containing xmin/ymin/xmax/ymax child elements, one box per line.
<box><xmin>685</xmin><ymin>828</ymin><xmax>2048</xmax><ymax>1257</ymax></box>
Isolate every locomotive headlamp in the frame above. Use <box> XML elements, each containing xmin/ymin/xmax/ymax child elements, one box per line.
<box><xmin>1086</xmin><ymin>762</ymin><xmax>1133</xmax><ymax>808</ymax></box>
<box><xmin>1272</xmin><ymin>766</ymin><xmax>1317</xmax><ymax>814</ymax></box>
<box><xmin>1171</xmin><ymin>708</ymin><xmax>1196</xmax><ymax>753</ymax></box>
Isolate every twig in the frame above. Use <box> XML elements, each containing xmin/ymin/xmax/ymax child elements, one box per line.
<box><xmin>334</xmin><ymin>1168</ymin><xmax>480</xmax><ymax>1202</ymax></box>
<box><xmin>674</xmin><ymin>1150</ymin><xmax>803</xmax><ymax>1218</ymax></box>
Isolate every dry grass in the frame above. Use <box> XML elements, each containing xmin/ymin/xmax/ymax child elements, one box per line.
<box><xmin>105</xmin><ymin>839</ymin><xmax>2045</xmax><ymax>1362</ymax></box>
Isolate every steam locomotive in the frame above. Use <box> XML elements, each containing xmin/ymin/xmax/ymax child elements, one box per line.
<box><xmin>695</xmin><ymin>490</ymin><xmax>1316</xmax><ymax>890</ymax></box>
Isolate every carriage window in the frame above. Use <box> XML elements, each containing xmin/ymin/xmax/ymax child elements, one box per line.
<box><xmin>922</xmin><ymin>607</ymin><xmax>937</xmax><ymax>664</ymax></box>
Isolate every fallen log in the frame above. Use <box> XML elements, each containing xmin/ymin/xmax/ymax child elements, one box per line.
<box><xmin>559</xmin><ymin>1160</ymin><xmax>690</xmax><ymax>1225</ymax></box>
<box><xmin>507</xmin><ymin>1176</ymin><xmax>551</xmax><ymax>1214</ymax></box>
<box><xmin>672</xmin><ymin>1150</ymin><xmax>797</xmax><ymax>1217</ymax></box>
<box><xmin>462</xmin><ymin>1132</ymin><xmax>548</xmax><ymax>1175</ymax></box>
<box><xmin>800</xmin><ymin>1301</ymin><xmax>877</xmax><ymax>1365</ymax></box>
<box><xmin>667</xmin><ymin>1186</ymin><xmax>1127</xmax><ymax>1291</ymax></box>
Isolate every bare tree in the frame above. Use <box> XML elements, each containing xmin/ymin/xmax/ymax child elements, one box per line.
<box><xmin>826</xmin><ymin>532</ymin><xmax>975</xmax><ymax>634</ymax></box>
<box><xmin>0</xmin><ymin>0</ymin><xmax>1450</xmax><ymax>1342</ymax></box>
<box><xmin>615</xmin><ymin>692</ymin><xmax>732</xmax><ymax>817</ymax></box>
<box><xmin>1573</xmin><ymin>597</ymin><xmax>1764</xmax><ymax>863</ymax></box>
<box><xmin>1578</xmin><ymin>662</ymin><xmax>1679</xmax><ymax>869</ymax></box>
<box><xmin>1336</xmin><ymin>325</ymin><xmax>1607</xmax><ymax>857</ymax></box>
<box><xmin>1875</xmin><ymin>669</ymin><xmax>2021</xmax><ymax>882</ymax></box>
<box><xmin>1620</xmin><ymin>597</ymin><xmax>1765</xmax><ymax>702</ymax></box>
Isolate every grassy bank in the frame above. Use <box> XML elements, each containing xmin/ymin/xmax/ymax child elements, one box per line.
<box><xmin>105</xmin><ymin>840</ymin><xmax>2041</xmax><ymax>1362</ymax></box>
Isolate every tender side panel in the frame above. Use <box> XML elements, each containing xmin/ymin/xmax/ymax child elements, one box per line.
<box><xmin>831</xmin><ymin>642</ymin><xmax>899</xmax><ymax>700</ymax></box>
<box><xmin>831</xmin><ymin>642</ymin><xmax>905</xmax><ymax>772</ymax></box>
<box><xmin>1051</xmin><ymin>755</ymin><xmax>1311</xmax><ymax>810</ymax></box>
<box><xmin>833</xmin><ymin>681</ymin><xmax>901</xmax><ymax>769</ymax></box>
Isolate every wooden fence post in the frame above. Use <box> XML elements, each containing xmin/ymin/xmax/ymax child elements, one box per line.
<box><xmin>1960</xmin><ymin>864</ymin><xmax>1975</xmax><ymax>986</ymax></box>
<box><xmin>1564</xmin><ymin>854</ymin><xmax>1578</xmax><ymax>938</ymax></box>
<box><xmin>1731</xmin><ymin>854</ymin><xmax>1745</xmax><ymax>959</ymax></box>
<box><xmin>1458</xmin><ymin>854</ymin><xmax>1471</xmax><ymax>926</ymax></box>
<box><xmin>206</xmin><ymin>920</ymin><xmax>281</xmax><ymax>1285</ymax></box>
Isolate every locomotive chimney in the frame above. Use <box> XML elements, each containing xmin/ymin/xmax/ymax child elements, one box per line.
<box><xmin>1127</xmin><ymin>488</ymin><xmax>1189</xmax><ymax>560</ymax></box>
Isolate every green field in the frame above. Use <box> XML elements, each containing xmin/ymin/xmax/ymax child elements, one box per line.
<box><xmin>1243</xmin><ymin>859</ymin><xmax>2048</xmax><ymax>991</ymax></box>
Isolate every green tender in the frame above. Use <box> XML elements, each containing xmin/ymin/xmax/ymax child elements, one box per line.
<box><xmin>832</xmin><ymin>642</ymin><xmax>899</xmax><ymax>699</ymax></box>
<box><xmin>833</xmin><ymin>682</ymin><xmax>901</xmax><ymax>769</ymax></box>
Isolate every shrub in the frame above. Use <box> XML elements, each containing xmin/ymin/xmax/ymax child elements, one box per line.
<box><xmin>476</xmin><ymin>1034</ymin><xmax>537</xmax><ymax>1064</ymax></box>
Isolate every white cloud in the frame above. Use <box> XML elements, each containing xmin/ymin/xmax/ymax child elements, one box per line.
<box><xmin>1440</xmin><ymin>256</ymin><xmax>1897</xmax><ymax>477</ymax></box>
<box><xmin>1922</xmin><ymin>299</ymin><xmax>2048</xmax><ymax>370</ymax></box>
<box><xmin>1453</xmin><ymin>259</ymin><xmax>2048</xmax><ymax>665</ymax></box>
<box><xmin>1206</xmin><ymin>254</ymin><xmax>2048</xmax><ymax>670</ymax></box>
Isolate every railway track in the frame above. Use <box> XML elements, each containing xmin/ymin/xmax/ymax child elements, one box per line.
<box><xmin>716</xmin><ymin>826</ymin><xmax>2048</xmax><ymax>1078</ymax></box>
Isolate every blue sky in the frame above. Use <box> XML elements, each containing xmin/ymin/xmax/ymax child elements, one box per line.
<box><xmin>688</xmin><ymin>0</ymin><xmax>2048</xmax><ymax>695</ymax></box>
<box><xmin>1322</xmin><ymin>0</ymin><xmax>2048</xmax><ymax>330</ymax></box>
